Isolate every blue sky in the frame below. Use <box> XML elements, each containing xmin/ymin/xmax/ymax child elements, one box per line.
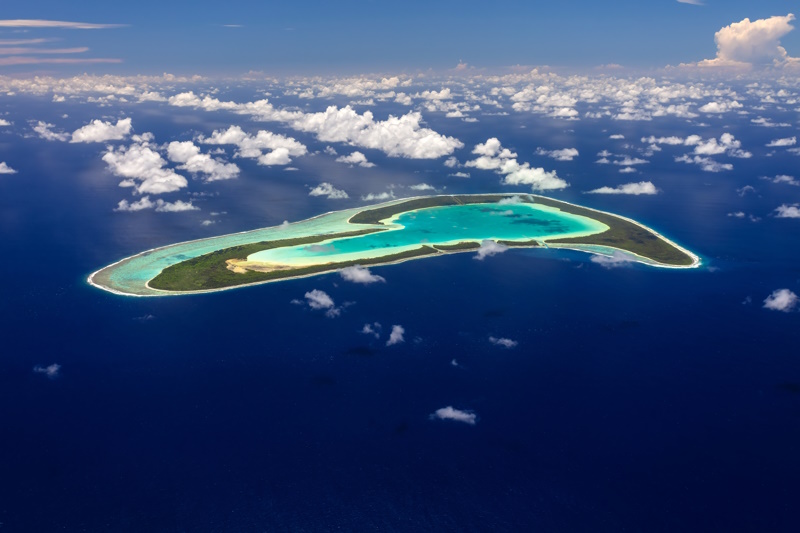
<box><xmin>1</xmin><ymin>1</ymin><xmax>798</xmax><ymax>73</ymax></box>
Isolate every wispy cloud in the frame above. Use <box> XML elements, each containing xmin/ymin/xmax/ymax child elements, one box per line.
<box><xmin>0</xmin><ymin>19</ymin><xmax>126</xmax><ymax>29</ymax></box>
<box><xmin>386</xmin><ymin>325</ymin><xmax>405</xmax><ymax>346</ymax></box>
<box><xmin>33</xmin><ymin>363</ymin><xmax>61</xmax><ymax>378</ymax></box>
<box><xmin>0</xmin><ymin>57</ymin><xmax>121</xmax><ymax>66</ymax></box>
<box><xmin>339</xmin><ymin>265</ymin><xmax>385</xmax><ymax>284</ymax></box>
<box><xmin>587</xmin><ymin>181</ymin><xmax>658</xmax><ymax>195</ymax></box>
<box><xmin>763</xmin><ymin>289</ymin><xmax>798</xmax><ymax>312</ymax></box>
<box><xmin>430</xmin><ymin>406</ymin><xmax>477</xmax><ymax>425</ymax></box>
<box><xmin>0</xmin><ymin>38</ymin><xmax>56</xmax><ymax>45</ymax></box>
<box><xmin>0</xmin><ymin>47</ymin><xmax>89</xmax><ymax>55</ymax></box>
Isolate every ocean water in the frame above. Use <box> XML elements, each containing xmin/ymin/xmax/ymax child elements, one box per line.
<box><xmin>1</xmin><ymin>97</ymin><xmax>799</xmax><ymax>531</ymax></box>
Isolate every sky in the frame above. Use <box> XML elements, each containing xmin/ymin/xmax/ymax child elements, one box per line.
<box><xmin>0</xmin><ymin>1</ymin><xmax>798</xmax><ymax>74</ymax></box>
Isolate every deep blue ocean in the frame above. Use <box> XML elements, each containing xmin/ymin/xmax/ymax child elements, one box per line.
<box><xmin>1</xmin><ymin>90</ymin><xmax>799</xmax><ymax>531</ymax></box>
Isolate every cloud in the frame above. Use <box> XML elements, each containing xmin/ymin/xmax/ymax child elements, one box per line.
<box><xmin>170</xmin><ymin>92</ymin><xmax>463</xmax><ymax>159</ymax></box>
<box><xmin>336</xmin><ymin>151</ymin><xmax>375</xmax><ymax>168</ymax></box>
<box><xmin>71</xmin><ymin>117</ymin><xmax>132</xmax><ymax>143</ymax></box>
<box><xmin>114</xmin><ymin>196</ymin><xmax>153</xmax><ymax>211</ymax></box>
<box><xmin>154</xmin><ymin>199</ymin><xmax>199</xmax><ymax>212</ymax></box>
<box><xmin>409</xmin><ymin>183</ymin><xmax>435</xmax><ymax>191</ymax></box>
<box><xmin>677</xmin><ymin>0</ymin><xmax>703</xmax><ymax>5</ymax></box>
<box><xmin>591</xmin><ymin>250</ymin><xmax>635</xmax><ymax>268</ymax></box>
<box><xmin>691</xmin><ymin>14</ymin><xmax>799</xmax><ymax>68</ymax></box>
<box><xmin>698</xmin><ymin>101</ymin><xmax>743</xmax><ymax>113</ymax></box>
<box><xmin>303</xmin><ymin>289</ymin><xmax>342</xmax><ymax>317</ymax></box>
<box><xmin>489</xmin><ymin>336</ymin><xmax>518</xmax><ymax>348</ymax></box>
<box><xmin>766</xmin><ymin>136</ymin><xmax>797</xmax><ymax>147</ymax></box>
<box><xmin>0</xmin><ymin>119</ymin><xmax>10</xmax><ymax>126</ymax></box>
<box><xmin>675</xmin><ymin>155</ymin><xmax>733</xmax><ymax>172</ymax></box>
<box><xmin>386</xmin><ymin>325</ymin><xmax>405</xmax><ymax>346</ymax></box>
<box><xmin>200</xmin><ymin>125</ymin><xmax>307</xmax><ymax>167</ymax></box>
<box><xmin>0</xmin><ymin>46</ymin><xmax>90</xmax><ymax>55</ymax></box>
<box><xmin>774</xmin><ymin>204</ymin><xmax>800</xmax><ymax>218</ymax></box>
<box><xmin>429</xmin><ymin>406</ymin><xmax>477</xmax><ymax>425</ymax></box>
<box><xmin>361</xmin><ymin>322</ymin><xmax>382</xmax><ymax>339</ymax></box>
<box><xmin>305</xmin><ymin>289</ymin><xmax>334</xmax><ymax>309</ymax></box>
<box><xmin>646</xmin><ymin>133</ymin><xmax>750</xmax><ymax>171</ymax></box>
<box><xmin>166</xmin><ymin>140</ymin><xmax>239</xmax><ymax>181</ymax></box>
<box><xmin>0</xmin><ymin>162</ymin><xmax>17</xmax><ymax>174</ymax></box>
<box><xmin>609</xmin><ymin>134</ymin><xmax>625</xmax><ymax>139</ymax></box>
<box><xmin>0</xmin><ymin>19</ymin><xmax>125</xmax><ymax>29</ymax></box>
<box><xmin>309</xmin><ymin>182</ymin><xmax>349</xmax><ymax>199</ymax></box>
<box><xmin>763</xmin><ymin>288</ymin><xmax>798</xmax><ymax>312</ymax></box>
<box><xmin>414</xmin><ymin>88</ymin><xmax>452</xmax><ymax>101</ymax></box>
<box><xmin>339</xmin><ymin>265</ymin><xmax>385</xmax><ymax>284</ymax></box>
<box><xmin>33</xmin><ymin>121</ymin><xmax>69</xmax><ymax>141</ymax></box>
<box><xmin>613</xmin><ymin>157</ymin><xmax>649</xmax><ymax>166</ymax></box>
<box><xmin>474</xmin><ymin>239</ymin><xmax>508</xmax><ymax>260</ymax></box>
<box><xmin>448</xmin><ymin>172</ymin><xmax>470</xmax><ymax>178</ymax></box>
<box><xmin>587</xmin><ymin>181</ymin><xmax>658</xmax><ymax>195</ymax></box>
<box><xmin>498</xmin><ymin>195</ymin><xmax>528</xmax><ymax>205</ymax></box>
<box><xmin>0</xmin><ymin>57</ymin><xmax>121</xmax><ymax>66</ymax></box>
<box><xmin>361</xmin><ymin>191</ymin><xmax>395</xmax><ymax>201</ymax></box>
<box><xmin>737</xmin><ymin>185</ymin><xmax>756</xmax><ymax>196</ymax></box>
<box><xmin>103</xmin><ymin>135</ymin><xmax>188</xmax><ymax>194</ymax></box>
<box><xmin>114</xmin><ymin>196</ymin><xmax>198</xmax><ymax>212</ymax></box>
<box><xmin>535</xmin><ymin>147</ymin><xmax>579</xmax><ymax>161</ymax></box>
<box><xmin>33</xmin><ymin>363</ymin><xmax>61</xmax><ymax>378</ymax></box>
<box><xmin>762</xmin><ymin>175</ymin><xmax>799</xmax><ymax>186</ymax></box>
<box><xmin>465</xmin><ymin>138</ymin><xmax>568</xmax><ymax>191</ymax></box>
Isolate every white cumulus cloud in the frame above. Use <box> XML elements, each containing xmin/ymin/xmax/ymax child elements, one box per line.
<box><xmin>489</xmin><ymin>336</ymin><xmax>518</xmax><ymax>348</ymax></box>
<box><xmin>336</xmin><ymin>151</ymin><xmax>375</xmax><ymax>167</ymax></box>
<box><xmin>474</xmin><ymin>239</ymin><xmax>508</xmax><ymax>260</ymax></box>
<box><xmin>591</xmin><ymin>250</ymin><xmax>636</xmax><ymax>268</ymax></box>
<box><xmin>692</xmin><ymin>14</ymin><xmax>799</xmax><ymax>68</ymax></box>
<box><xmin>71</xmin><ymin>117</ymin><xmax>131</xmax><ymax>143</ymax></box>
<box><xmin>200</xmin><ymin>125</ymin><xmax>307</xmax><ymax>167</ymax></box>
<box><xmin>103</xmin><ymin>135</ymin><xmax>188</xmax><ymax>195</ymax></box>
<box><xmin>774</xmin><ymin>203</ymin><xmax>800</xmax><ymax>218</ymax></box>
<box><xmin>114</xmin><ymin>196</ymin><xmax>198</xmax><ymax>212</ymax></box>
<box><xmin>535</xmin><ymin>147</ymin><xmax>579</xmax><ymax>161</ymax></box>
<box><xmin>33</xmin><ymin>121</ymin><xmax>69</xmax><ymax>141</ymax></box>
<box><xmin>309</xmin><ymin>182</ymin><xmax>349</xmax><ymax>199</ymax></box>
<box><xmin>167</xmin><ymin>140</ymin><xmax>239</xmax><ymax>181</ymax></box>
<box><xmin>169</xmin><ymin>92</ymin><xmax>463</xmax><ymax>159</ymax></box>
<box><xmin>386</xmin><ymin>325</ymin><xmax>405</xmax><ymax>346</ymax></box>
<box><xmin>430</xmin><ymin>406</ymin><xmax>477</xmax><ymax>425</ymax></box>
<box><xmin>33</xmin><ymin>363</ymin><xmax>61</xmax><ymax>378</ymax></box>
<box><xmin>766</xmin><ymin>136</ymin><xmax>797</xmax><ymax>147</ymax></box>
<box><xmin>465</xmin><ymin>138</ymin><xmax>567</xmax><ymax>191</ymax></box>
<box><xmin>0</xmin><ymin>162</ymin><xmax>17</xmax><ymax>174</ymax></box>
<box><xmin>587</xmin><ymin>181</ymin><xmax>658</xmax><ymax>195</ymax></box>
<box><xmin>339</xmin><ymin>265</ymin><xmax>385</xmax><ymax>284</ymax></box>
<box><xmin>763</xmin><ymin>288</ymin><xmax>798</xmax><ymax>312</ymax></box>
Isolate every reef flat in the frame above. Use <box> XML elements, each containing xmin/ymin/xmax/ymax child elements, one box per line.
<box><xmin>88</xmin><ymin>194</ymin><xmax>699</xmax><ymax>296</ymax></box>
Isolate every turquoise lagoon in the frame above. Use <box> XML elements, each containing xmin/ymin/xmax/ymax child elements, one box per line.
<box><xmin>89</xmin><ymin>197</ymin><xmax>608</xmax><ymax>296</ymax></box>
<box><xmin>248</xmin><ymin>203</ymin><xmax>606</xmax><ymax>266</ymax></box>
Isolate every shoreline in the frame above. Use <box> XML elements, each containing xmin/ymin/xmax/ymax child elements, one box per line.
<box><xmin>88</xmin><ymin>193</ymin><xmax>701</xmax><ymax>297</ymax></box>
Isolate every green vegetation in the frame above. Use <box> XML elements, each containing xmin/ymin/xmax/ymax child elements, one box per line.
<box><xmin>498</xmin><ymin>239</ymin><xmax>541</xmax><ymax>248</ymax></box>
<box><xmin>150</xmin><ymin>229</ymin><xmax>384</xmax><ymax>291</ymax></box>
<box><xmin>531</xmin><ymin>196</ymin><xmax>694</xmax><ymax>266</ymax></box>
<box><xmin>148</xmin><ymin>193</ymin><xmax>694</xmax><ymax>293</ymax></box>
<box><xmin>349</xmin><ymin>194</ymin><xmax>516</xmax><ymax>225</ymax></box>
<box><xmin>433</xmin><ymin>242</ymin><xmax>482</xmax><ymax>252</ymax></box>
<box><xmin>151</xmin><ymin>239</ymin><xmax>437</xmax><ymax>292</ymax></box>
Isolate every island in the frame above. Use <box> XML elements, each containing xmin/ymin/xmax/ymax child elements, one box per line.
<box><xmin>88</xmin><ymin>193</ymin><xmax>700</xmax><ymax>296</ymax></box>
